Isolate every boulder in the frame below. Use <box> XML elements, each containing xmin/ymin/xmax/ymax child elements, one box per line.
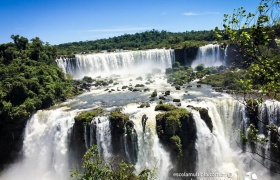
<box><xmin>194</xmin><ymin>107</ymin><xmax>213</xmax><ymax>132</ymax></box>
<box><xmin>173</xmin><ymin>99</ymin><xmax>181</xmax><ymax>102</ymax></box>
<box><xmin>165</xmin><ymin>91</ymin><xmax>171</xmax><ymax>96</ymax></box>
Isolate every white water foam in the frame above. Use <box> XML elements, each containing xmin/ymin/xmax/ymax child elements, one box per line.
<box><xmin>1</xmin><ymin>108</ymin><xmax>76</xmax><ymax>180</ymax></box>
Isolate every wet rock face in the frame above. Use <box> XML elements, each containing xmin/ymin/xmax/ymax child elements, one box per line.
<box><xmin>195</xmin><ymin>107</ymin><xmax>213</xmax><ymax>132</ymax></box>
<box><xmin>109</xmin><ymin>109</ymin><xmax>130</xmax><ymax>163</ymax></box>
<box><xmin>0</xmin><ymin>120</ymin><xmax>25</xmax><ymax>171</ymax></box>
<box><xmin>68</xmin><ymin>120</ymin><xmax>87</xmax><ymax>169</ymax></box>
<box><xmin>155</xmin><ymin>107</ymin><xmax>197</xmax><ymax>173</ymax></box>
<box><xmin>124</xmin><ymin>120</ymin><xmax>138</xmax><ymax>164</ymax></box>
<box><xmin>109</xmin><ymin>109</ymin><xmax>129</xmax><ymax>135</ymax></box>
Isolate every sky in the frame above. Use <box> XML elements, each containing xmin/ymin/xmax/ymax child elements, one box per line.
<box><xmin>0</xmin><ymin>0</ymin><xmax>261</xmax><ymax>45</ymax></box>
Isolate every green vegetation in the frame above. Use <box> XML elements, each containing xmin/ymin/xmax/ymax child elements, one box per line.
<box><xmin>166</xmin><ymin>62</ymin><xmax>224</xmax><ymax>85</ymax></box>
<box><xmin>198</xmin><ymin>70</ymin><xmax>245</xmax><ymax>89</ymax></box>
<box><xmin>215</xmin><ymin>0</ymin><xmax>280</xmax><ymax>173</ymax></box>
<box><xmin>109</xmin><ymin>108</ymin><xmax>130</xmax><ymax>134</ymax></box>
<box><xmin>166</xmin><ymin>62</ymin><xmax>195</xmax><ymax>85</ymax></box>
<box><xmin>156</xmin><ymin>107</ymin><xmax>191</xmax><ymax>131</ymax></box>
<box><xmin>0</xmin><ymin>35</ymin><xmax>77</xmax><ymax>123</ymax></box>
<box><xmin>155</xmin><ymin>104</ymin><xmax>176</xmax><ymax>111</ymax></box>
<box><xmin>164</xmin><ymin>108</ymin><xmax>191</xmax><ymax>127</ymax></box>
<box><xmin>170</xmin><ymin>135</ymin><xmax>183</xmax><ymax>158</ymax></box>
<box><xmin>135</xmin><ymin>84</ymin><xmax>145</xmax><ymax>88</ymax></box>
<box><xmin>151</xmin><ymin>90</ymin><xmax>157</xmax><ymax>98</ymax></box>
<box><xmin>109</xmin><ymin>108</ymin><xmax>129</xmax><ymax>122</ymax></box>
<box><xmin>0</xmin><ymin>35</ymin><xmax>79</xmax><ymax>170</ymax></box>
<box><xmin>74</xmin><ymin>108</ymin><xmax>103</xmax><ymax>124</ymax></box>
<box><xmin>156</xmin><ymin>105</ymin><xmax>194</xmax><ymax>159</ymax></box>
<box><xmin>139</xmin><ymin>102</ymin><xmax>151</xmax><ymax>108</ymax></box>
<box><xmin>56</xmin><ymin>29</ymin><xmax>217</xmax><ymax>54</ymax></box>
<box><xmin>71</xmin><ymin>145</ymin><xmax>155</xmax><ymax>180</ymax></box>
<box><xmin>215</xmin><ymin>0</ymin><xmax>280</xmax><ymax>100</ymax></box>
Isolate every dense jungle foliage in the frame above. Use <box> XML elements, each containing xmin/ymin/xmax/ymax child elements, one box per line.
<box><xmin>0</xmin><ymin>35</ymin><xmax>77</xmax><ymax>124</ymax></box>
<box><xmin>55</xmin><ymin>29</ymin><xmax>217</xmax><ymax>55</ymax></box>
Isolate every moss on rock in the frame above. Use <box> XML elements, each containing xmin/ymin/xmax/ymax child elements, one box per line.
<box><xmin>170</xmin><ymin>135</ymin><xmax>183</xmax><ymax>158</ymax></box>
<box><xmin>74</xmin><ymin>108</ymin><xmax>103</xmax><ymax>124</ymax></box>
<box><xmin>155</xmin><ymin>104</ymin><xmax>176</xmax><ymax>111</ymax></box>
<box><xmin>109</xmin><ymin>108</ymin><xmax>129</xmax><ymax>134</ymax></box>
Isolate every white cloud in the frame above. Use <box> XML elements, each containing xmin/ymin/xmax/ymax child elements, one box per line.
<box><xmin>183</xmin><ymin>12</ymin><xmax>220</xmax><ymax>16</ymax></box>
<box><xmin>183</xmin><ymin>12</ymin><xmax>198</xmax><ymax>16</ymax></box>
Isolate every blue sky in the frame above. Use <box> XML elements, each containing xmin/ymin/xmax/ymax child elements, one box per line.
<box><xmin>0</xmin><ymin>0</ymin><xmax>260</xmax><ymax>45</ymax></box>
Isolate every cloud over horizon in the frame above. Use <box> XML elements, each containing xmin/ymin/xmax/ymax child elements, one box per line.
<box><xmin>183</xmin><ymin>12</ymin><xmax>220</xmax><ymax>16</ymax></box>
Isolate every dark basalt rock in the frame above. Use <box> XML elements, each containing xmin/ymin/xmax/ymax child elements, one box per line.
<box><xmin>0</xmin><ymin>120</ymin><xmax>25</xmax><ymax>171</ymax></box>
<box><xmin>165</xmin><ymin>91</ymin><xmax>171</xmax><ymax>96</ymax></box>
<box><xmin>109</xmin><ymin>109</ymin><xmax>129</xmax><ymax>135</ymax></box>
<box><xmin>159</xmin><ymin>96</ymin><xmax>166</xmax><ymax>100</ymax></box>
<box><xmin>173</xmin><ymin>99</ymin><xmax>181</xmax><ymax>103</ymax></box>
<box><xmin>194</xmin><ymin>107</ymin><xmax>213</xmax><ymax>132</ymax></box>
<box><xmin>155</xmin><ymin>107</ymin><xmax>197</xmax><ymax>173</ymax></box>
<box><xmin>175</xmin><ymin>86</ymin><xmax>181</xmax><ymax>90</ymax></box>
<box><xmin>124</xmin><ymin>120</ymin><xmax>138</xmax><ymax>164</ymax></box>
<box><xmin>109</xmin><ymin>109</ymin><xmax>133</xmax><ymax>163</ymax></box>
<box><xmin>144</xmin><ymin>88</ymin><xmax>150</xmax><ymax>92</ymax></box>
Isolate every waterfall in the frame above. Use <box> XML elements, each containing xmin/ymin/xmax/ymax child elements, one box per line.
<box><xmin>123</xmin><ymin>104</ymin><xmax>173</xmax><ymax>180</ymax></box>
<box><xmin>94</xmin><ymin>116</ymin><xmax>112</xmax><ymax>162</ymax></box>
<box><xmin>56</xmin><ymin>49</ymin><xmax>175</xmax><ymax>79</ymax></box>
<box><xmin>1</xmin><ymin>108</ymin><xmax>76</xmax><ymax>180</ymax></box>
<box><xmin>124</xmin><ymin>122</ymin><xmax>138</xmax><ymax>164</ymax></box>
<box><xmin>191</xmin><ymin>44</ymin><xmax>224</xmax><ymax>68</ymax></box>
<box><xmin>258</xmin><ymin>100</ymin><xmax>280</xmax><ymax>129</ymax></box>
<box><xmin>188</xmin><ymin>99</ymin><xmax>239</xmax><ymax>179</ymax></box>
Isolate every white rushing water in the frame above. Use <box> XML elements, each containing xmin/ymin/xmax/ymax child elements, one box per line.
<box><xmin>94</xmin><ymin>116</ymin><xmax>112</xmax><ymax>162</ymax></box>
<box><xmin>191</xmin><ymin>44</ymin><xmax>224</xmax><ymax>68</ymax></box>
<box><xmin>1</xmin><ymin>108</ymin><xmax>76</xmax><ymax>180</ymax></box>
<box><xmin>123</xmin><ymin>104</ymin><xmax>173</xmax><ymax>180</ymax></box>
<box><xmin>56</xmin><ymin>49</ymin><xmax>175</xmax><ymax>78</ymax></box>
<box><xmin>185</xmin><ymin>98</ymin><xmax>240</xmax><ymax>180</ymax></box>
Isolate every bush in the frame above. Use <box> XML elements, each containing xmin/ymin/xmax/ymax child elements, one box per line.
<box><xmin>74</xmin><ymin>108</ymin><xmax>103</xmax><ymax>124</ymax></box>
<box><xmin>155</xmin><ymin>104</ymin><xmax>176</xmax><ymax>111</ymax></box>
<box><xmin>151</xmin><ymin>90</ymin><xmax>157</xmax><ymax>98</ymax></box>
<box><xmin>71</xmin><ymin>145</ymin><xmax>156</xmax><ymax>180</ymax></box>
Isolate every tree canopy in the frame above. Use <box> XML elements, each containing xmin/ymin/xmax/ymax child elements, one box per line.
<box><xmin>55</xmin><ymin>29</ymin><xmax>216</xmax><ymax>55</ymax></box>
<box><xmin>0</xmin><ymin>35</ymin><xmax>76</xmax><ymax>124</ymax></box>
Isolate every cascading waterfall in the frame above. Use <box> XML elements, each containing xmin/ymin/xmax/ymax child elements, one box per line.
<box><xmin>188</xmin><ymin>98</ymin><xmax>240</xmax><ymax>179</ymax></box>
<box><xmin>82</xmin><ymin>116</ymin><xmax>112</xmax><ymax>162</ymax></box>
<box><xmin>258</xmin><ymin>100</ymin><xmax>280</xmax><ymax>130</ymax></box>
<box><xmin>123</xmin><ymin>104</ymin><xmax>173</xmax><ymax>180</ymax></box>
<box><xmin>94</xmin><ymin>116</ymin><xmax>112</xmax><ymax>162</ymax></box>
<box><xmin>253</xmin><ymin>100</ymin><xmax>280</xmax><ymax>177</ymax></box>
<box><xmin>56</xmin><ymin>49</ymin><xmax>175</xmax><ymax>79</ymax></box>
<box><xmin>123</xmin><ymin>122</ymin><xmax>139</xmax><ymax>164</ymax></box>
<box><xmin>1</xmin><ymin>108</ymin><xmax>76</xmax><ymax>180</ymax></box>
<box><xmin>191</xmin><ymin>44</ymin><xmax>224</xmax><ymax>68</ymax></box>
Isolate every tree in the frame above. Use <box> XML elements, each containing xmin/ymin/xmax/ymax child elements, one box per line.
<box><xmin>71</xmin><ymin>145</ymin><xmax>155</xmax><ymax>180</ymax></box>
<box><xmin>216</xmin><ymin>0</ymin><xmax>280</xmax><ymax>174</ymax></box>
